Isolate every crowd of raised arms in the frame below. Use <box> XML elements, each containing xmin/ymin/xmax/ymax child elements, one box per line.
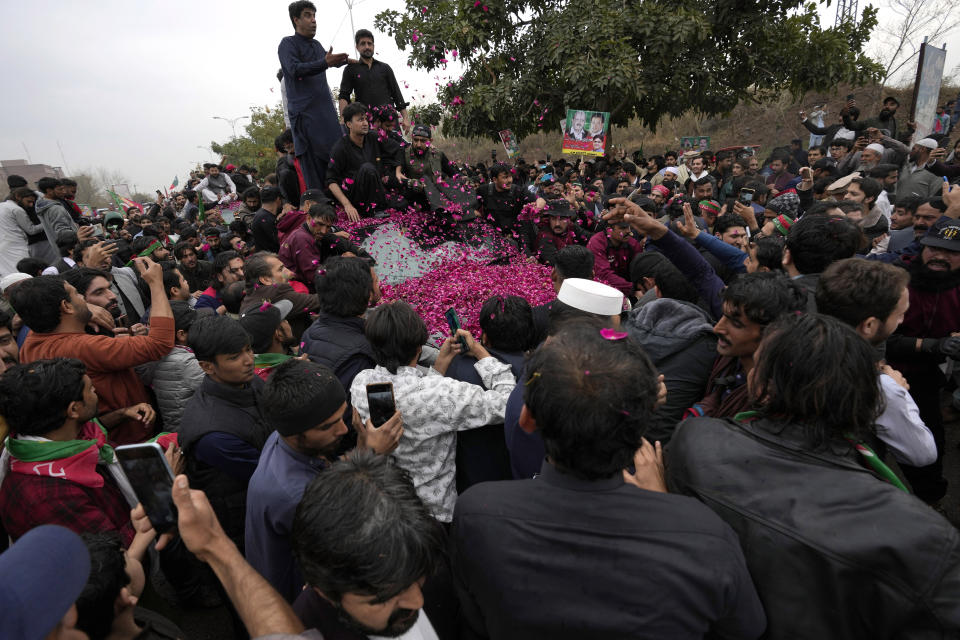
<box><xmin>2</xmin><ymin>2</ymin><xmax>960</xmax><ymax>639</ymax></box>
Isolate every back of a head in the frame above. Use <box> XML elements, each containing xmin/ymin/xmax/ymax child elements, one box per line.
<box><xmin>524</xmin><ymin>319</ymin><xmax>659</xmax><ymax>480</ymax></box>
<box><xmin>292</xmin><ymin>450</ymin><xmax>444</xmax><ymax>599</ymax></box>
<box><xmin>478</xmin><ymin>295</ymin><xmax>534</xmax><ymax>353</ymax></box>
<box><xmin>243</xmin><ymin>252</ymin><xmax>277</xmax><ymax>289</ymax></box>
<box><xmin>365</xmin><ymin>301</ymin><xmax>428</xmax><ymax>373</ymax></box>
<box><xmin>752</xmin><ymin>313</ymin><xmax>880</xmax><ymax>448</ymax></box>
<box><xmin>554</xmin><ymin>245</ymin><xmax>594</xmax><ymax>281</ymax></box>
<box><xmin>316</xmin><ymin>256</ymin><xmax>372</xmax><ymax>317</ymax></box>
<box><xmin>722</xmin><ymin>271</ymin><xmax>806</xmax><ymax>325</ymax></box>
<box><xmin>6</xmin><ymin>174</ymin><xmax>27</xmax><ymax>190</ymax></box>
<box><xmin>785</xmin><ymin>215</ymin><xmax>860</xmax><ymax>275</ymax></box>
<box><xmin>752</xmin><ymin>235</ymin><xmax>786</xmax><ymax>272</ymax></box>
<box><xmin>37</xmin><ymin>177</ymin><xmax>60</xmax><ymax>194</ymax></box>
<box><xmin>170</xmin><ymin>300</ymin><xmax>198</xmax><ymax>334</ymax></box>
<box><xmin>76</xmin><ymin>532</ymin><xmax>128</xmax><ymax>640</ymax></box>
<box><xmin>9</xmin><ymin>275</ymin><xmax>68</xmax><ymax>333</ymax></box>
<box><xmin>629</xmin><ymin>253</ymin><xmax>700</xmax><ymax>304</ymax></box>
<box><xmin>188</xmin><ymin>314</ymin><xmax>250</xmax><ymax>363</ymax></box>
<box><xmin>815</xmin><ymin>258</ymin><xmax>909</xmax><ymax>328</ymax></box>
<box><xmin>0</xmin><ymin>358</ymin><xmax>86</xmax><ymax>437</ymax></box>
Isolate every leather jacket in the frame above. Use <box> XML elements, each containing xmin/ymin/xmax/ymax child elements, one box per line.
<box><xmin>667</xmin><ymin>416</ymin><xmax>960</xmax><ymax>639</ymax></box>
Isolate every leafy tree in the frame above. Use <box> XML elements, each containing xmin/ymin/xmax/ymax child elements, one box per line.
<box><xmin>375</xmin><ymin>0</ymin><xmax>882</xmax><ymax>142</ymax></box>
<box><xmin>409</xmin><ymin>102</ymin><xmax>445</xmax><ymax>127</ymax></box>
<box><xmin>210</xmin><ymin>103</ymin><xmax>287</xmax><ymax>176</ymax></box>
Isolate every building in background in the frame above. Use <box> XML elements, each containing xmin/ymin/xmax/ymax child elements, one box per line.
<box><xmin>0</xmin><ymin>159</ymin><xmax>65</xmax><ymax>194</ymax></box>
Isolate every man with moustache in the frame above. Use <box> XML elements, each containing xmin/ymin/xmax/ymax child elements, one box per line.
<box><xmin>885</xmin><ymin>219</ymin><xmax>960</xmax><ymax>504</ymax></box>
<box><xmin>533</xmin><ymin>199</ymin><xmax>590</xmax><ymax>266</ymax></box>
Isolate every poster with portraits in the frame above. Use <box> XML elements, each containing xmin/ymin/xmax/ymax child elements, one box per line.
<box><xmin>499</xmin><ymin>129</ymin><xmax>520</xmax><ymax>158</ymax></box>
<box><xmin>681</xmin><ymin>136</ymin><xmax>711</xmax><ymax>153</ymax></box>
<box><xmin>562</xmin><ymin>109</ymin><xmax>609</xmax><ymax>156</ymax></box>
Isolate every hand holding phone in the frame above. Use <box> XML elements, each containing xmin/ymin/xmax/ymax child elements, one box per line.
<box><xmin>366</xmin><ymin>383</ymin><xmax>396</xmax><ymax>428</ymax></box>
<box><xmin>444</xmin><ymin>307</ymin><xmax>469</xmax><ymax>353</ymax></box>
<box><xmin>116</xmin><ymin>443</ymin><xmax>178</xmax><ymax>532</ymax></box>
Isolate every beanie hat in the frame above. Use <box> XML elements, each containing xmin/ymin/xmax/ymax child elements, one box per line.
<box><xmin>771</xmin><ymin>214</ymin><xmax>795</xmax><ymax>237</ymax></box>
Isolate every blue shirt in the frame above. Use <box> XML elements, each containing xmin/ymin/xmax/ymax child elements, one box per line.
<box><xmin>244</xmin><ymin>431</ymin><xmax>327</xmax><ymax>602</ymax></box>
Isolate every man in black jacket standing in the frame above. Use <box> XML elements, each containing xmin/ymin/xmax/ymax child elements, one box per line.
<box><xmin>668</xmin><ymin>313</ymin><xmax>960</xmax><ymax>638</ymax></box>
<box><xmin>338</xmin><ymin>29</ymin><xmax>409</xmax><ymax>132</ymax></box>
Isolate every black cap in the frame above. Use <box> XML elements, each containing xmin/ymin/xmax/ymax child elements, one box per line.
<box><xmin>543</xmin><ymin>199</ymin><xmax>575</xmax><ymax>217</ymax></box>
<box><xmin>301</xmin><ymin>189</ymin><xmax>326</xmax><ymax>205</ymax></box>
<box><xmin>239</xmin><ymin>300</ymin><xmax>293</xmax><ymax>353</ymax></box>
<box><xmin>920</xmin><ymin>219</ymin><xmax>960</xmax><ymax>252</ymax></box>
<box><xmin>412</xmin><ymin>124</ymin><xmax>431</xmax><ymax>139</ymax></box>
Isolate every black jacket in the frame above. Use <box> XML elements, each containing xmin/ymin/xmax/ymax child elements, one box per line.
<box><xmin>180</xmin><ymin>376</ymin><xmax>269</xmax><ymax>550</ymax></box>
<box><xmin>624</xmin><ymin>298</ymin><xmax>717</xmax><ymax>444</ymax></box>
<box><xmin>668</xmin><ymin>416</ymin><xmax>960</xmax><ymax>639</ymax></box>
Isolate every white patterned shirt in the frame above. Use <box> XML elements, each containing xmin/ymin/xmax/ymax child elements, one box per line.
<box><xmin>351</xmin><ymin>359</ymin><xmax>516</xmax><ymax>522</ymax></box>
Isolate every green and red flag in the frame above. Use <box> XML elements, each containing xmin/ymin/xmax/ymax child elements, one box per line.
<box><xmin>169</xmin><ymin>176</ymin><xmax>179</xmax><ymax>190</ymax></box>
<box><xmin>107</xmin><ymin>190</ymin><xmax>142</xmax><ymax>214</ymax></box>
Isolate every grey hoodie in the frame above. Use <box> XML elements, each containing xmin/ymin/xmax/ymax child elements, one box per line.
<box><xmin>34</xmin><ymin>196</ymin><xmax>78</xmax><ymax>264</ymax></box>
<box><xmin>625</xmin><ymin>297</ymin><xmax>718</xmax><ymax>444</ymax></box>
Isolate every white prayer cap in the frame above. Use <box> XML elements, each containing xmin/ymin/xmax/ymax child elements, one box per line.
<box><xmin>914</xmin><ymin>138</ymin><xmax>938</xmax><ymax>150</ymax></box>
<box><xmin>865</xmin><ymin>143</ymin><xmax>885</xmax><ymax>154</ymax></box>
<box><xmin>0</xmin><ymin>272</ymin><xmax>31</xmax><ymax>293</ymax></box>
<box><xmin>663</xmin><ymin>166</ymin><xmax>679</xmax><ymax>176</ymax></box>
<box><xmin>557</xmin><ymin>278</ymin><xmax>624</xmax><ymax>316</ymax></box>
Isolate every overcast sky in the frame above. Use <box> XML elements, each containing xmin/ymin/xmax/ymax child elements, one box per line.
<box><xmin>0</xmin><ymin>0</ymin><xmax>955</xmax><ymax>194</ymax></box>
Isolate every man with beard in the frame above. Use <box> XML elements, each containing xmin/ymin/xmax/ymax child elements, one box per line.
<box><xmin>326</xmin><ymin>102</ymin><xmax>401</xmax><ymax>221</ymax></box>
<box><xmin>130</xmin><ymin>235</ymin><xmax>171</xmax><ymax>265</ymax></box>
<box><xmin>13</xmin><ymin>259</ymin><xmax>174</xmax><ymax>445</ymax></box>
<box><xmin>885</xmin><ymin>137</ymin><xmax>943</xmax><ymax>201</ymax></box>
<box><xmin>174</xmin><ymin>241</ymin><xmax>214</xmax><ymax>293</ymax></box>
<box><xmin>533</xmin><ymin>199</ymin><xmax>590</xmax><ymax>265</ymax></box>
<box><xmin>279</xmin><ymin>2</ymin><xmax>353</xmax><ymax>191</ymax></box>
<box><xmin>886</xmin><ymin>219</ymin><xmax>960</xmax><ymax>504</ymax></box>
<box><xmin>399</xmin><ymin>125</ymin><xmax>466</xmax><ymax>216</ymax></box>
<box><xmin>292</xmin><ymin>451</ymin><xmax>446</xmax><ymax>638</ymax></box>
<box><xmin>0</xmin><ymin>187</ymin><xmax>45</xmax><ymax>278</ymax></box>
<box><xmin>245</xmin><ymin>359</ymin><xmax>402</xmax><ymax>602</ymax></box>
<box><xmin>338</xmin><ymin>30</ymin><xmax>409</xmax><ymax>133</ymax></box>
<box><xmin>843</xmin><ymin>95</ymin><xmax>909</xmax><ymax>143</ymax></box>
<box><xmin>62</xmin><ymin>268</ymin><xmax>124</xmax><ymax>336</ymax></box>
<box><xmin>587</xmin><ymin>218</ymin><xmax>644</xmax><ymax>297</ymax></box>
<box><xmin>0</xmin><ymin>309</ymin><xmax>19</xmax><ymax>375</ymax></box>
<box><xmin>194</xmin><ymin>164</ymin><xmax>238</xmax><ymax>206</ymax></box>
<box><xmin>475</xmin><ymin>164</ymin><xmax>545</xmax><ymax>246</ymax></box>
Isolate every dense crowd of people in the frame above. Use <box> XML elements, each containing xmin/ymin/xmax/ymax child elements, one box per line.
<box><xmin>2</xmin><ymin>1</ymin><xmax>960</xmax><ymax>639</ymax></box>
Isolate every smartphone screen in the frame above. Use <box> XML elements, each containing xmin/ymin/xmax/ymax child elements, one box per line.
<box><xmin>92</xmin><ymin>223</ymin><xmax>104</xmax><ymax>237</ymax></box>
<box><xmin>366</xmin><ymin>383</ymin><xmax>396</xmax><ymax>427</ymax></box>
<box><xmin>739</xmin><ymin>189</ymin><xmax>754</xmax><ymax>205</ymax></box>
<box><xmin>116</xmin><ymin>443</ymin><xmax>177</xmax><ymax>532</ymax></box>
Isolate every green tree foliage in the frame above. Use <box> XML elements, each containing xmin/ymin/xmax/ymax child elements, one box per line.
<box><xmin>409</xmin><ymin>102</ymin><xmax>445</xmax><ymax>127</ymax></box>
<box><xmin>210</xmin><ymin>103</ymin><xmax>286</xmax><ymax>176</ymax></box>
<box><xmin>375</xmin><ymin>0</ymin><xmax>882</xmax><ymax>141</ymax></box>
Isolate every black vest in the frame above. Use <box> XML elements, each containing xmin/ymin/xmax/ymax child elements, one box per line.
<box><xmin>179</xmin><ymin>375</ymin><xmax>270</xmax><ymax>550</ymax></box>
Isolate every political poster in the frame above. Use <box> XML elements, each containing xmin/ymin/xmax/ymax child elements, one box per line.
<box><xmin>562</xmin><ymin>109</ymin><xmax>609</xmax><ymax>156</ymax></box>
<box><xmin>909</xmin><ymin>42</ymin><xmax>947</xmax><ymax>141</ymax></box>
<box><xmin>499</xmin><ymin>129</ymin><xmax>520</xmax><ymax>158</ymax></box>
<box><xmin>681</xmin><ymin>136</ymin><xmax>711</xmax><ymax>153</ymax></box>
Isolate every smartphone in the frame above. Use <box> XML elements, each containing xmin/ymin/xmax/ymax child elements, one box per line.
<box><xmin>739</xmin><ymin>188</ymin><xmax>754</xmax><ymax>205</ymax></box>
<box><xmin>366</xmin><ymin>382</ymin><xmax>396</xmax><ymax>427</ymax></box>
<box><xmin>846</xmin><ymin>93</ymin><xmax>855</xmax><ymax>101</ymax></box>
<box><xmin>444</xmin><ymin>307</ymin><xmax>469</xmax><ymax>352</ymax></box>
<box><xmin>115</xmin><ymin>443</ymin><xmax>177</xmax><ymax>533</ymax></box>
<box><xmin>92</xmin><ymin>223</ymin><xmax>104</xmax><ymax>237</ymax></box>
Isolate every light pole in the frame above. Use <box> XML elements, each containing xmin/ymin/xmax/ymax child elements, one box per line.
<box><xmin>212</xmin><ymin>115</ymin><xmax>250</xmax><ymax>139</ymax></box>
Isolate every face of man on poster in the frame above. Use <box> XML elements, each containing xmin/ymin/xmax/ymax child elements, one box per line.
<box><xmin>569</xmin><ymin>111</ymin><xmax>587</xmax><ymax>139</ymax></box>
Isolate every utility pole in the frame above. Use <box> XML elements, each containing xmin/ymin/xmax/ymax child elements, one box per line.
<box><xmin>835</xmin><ymin>0</ymin><xmax>858</xmax><ymax>26</ymax></box>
